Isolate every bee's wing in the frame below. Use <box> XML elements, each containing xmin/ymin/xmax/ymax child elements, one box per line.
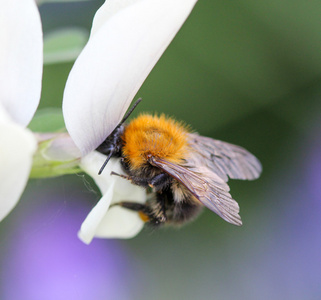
<box><xmin>150</xmin><ymin>157</ymin><xmax>242</xmax><ymax>226</ymax></box>
<box><xmin>187</xmin><ymin>133</ymin><xmax>262</xmax><ymax>182</ymax></box>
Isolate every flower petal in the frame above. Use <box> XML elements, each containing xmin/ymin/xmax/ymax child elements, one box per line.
<box><xmin>63</xmin><ymin>0</ymin><xmax>198</xmax><ymax>154</ymax></box>
<box><xmin>80</xmin><ymin>152</ymin><xmax>120</xmax><ymax>194</ymax></box>
<box><xmin>0</xmin><ymin>105</ymin><xmax>37</xmax><ymax>221</ymax></box>
<box><xmin>40</xmin><ymin>133</ymin><xmax>81</xmax><ymax>161</ymax></box>
<box><xmin>79</xmin><ymin>152</ymin><xmax>146</xmax><ymax>243</ymax></box>
<box><xmin>90</xmin><ymin>0</ymin><xmax>142</xmax><ymax>36</ymax></box>
<box><xmin>94</xmin><ymin>202</ymin><xmax>145</xmax><ymax>239</ymax></box>
<box><xmin>0</xmin><ymin>0</ymin><xmax>43</xmax><ymax>126</ymax></box>
<box><xmin>78</xmin><ymin>182</ymin><xmax>115</xmax><ymax>244</ymax></box>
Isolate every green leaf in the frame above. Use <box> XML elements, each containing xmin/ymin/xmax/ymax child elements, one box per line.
<box><xmin>44</xmin><ymin>28</ymin><xmax>88</xmax><ymax>65</ymax></box>
<box><xmin>28</xmin><ymin>108</ymin><xmax>65</xmax><ymax>132</ymax></box>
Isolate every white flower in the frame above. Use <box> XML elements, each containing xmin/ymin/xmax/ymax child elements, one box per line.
<box><xmin>79</xmin><ymin>153</ymin><xmax>146</xmax><ymax>244</ymax></box>
<box><xmin>62</xmin><ymin>0</ymin><xmax>198</xmax><ymax>241</ymax></box>
<box><xmin>0</xmin><ymin>0</ymin><xmax>43</xmax><ymax>221</ymax></box>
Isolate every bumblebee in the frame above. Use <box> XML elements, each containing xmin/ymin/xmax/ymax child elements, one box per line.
<box><xmin>97</xmin><ymin>99</ymin><xmax>262</xmax><ymax>227</ymax></box>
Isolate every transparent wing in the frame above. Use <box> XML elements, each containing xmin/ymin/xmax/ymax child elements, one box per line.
<box><xmin>149</xmin><ymin>157</ymin><xmax>242</xmax><ymax>226</ymax></box>
<box><xmin>187</xmin><ymin>133</ymin><xmax>262</xmax><ymax>182</ymax></box>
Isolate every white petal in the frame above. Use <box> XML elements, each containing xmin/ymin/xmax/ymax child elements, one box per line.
<box><xmin>79</xmin><ymin>152</ymin><xmax>146</xmax><ymax>242</ymax></box>
<box><xmin>90</xmin><ymin>0</ymin><xmax>143</xmax><ymax>36</ymax></box>
<box><xmin>41</xmin><ymin>133</ymin><xmax>81</xmax><ymax>161</ymax></box>
<box><xmin>80</xmin><ymin>152</ymin><xmax>120</xmax><ymax>194</ymax></box>
<box><xmin>95</xmin><ymin>203</ymin><xmax>144</xmax><ymax>239</ymax></box>
<box><xmin>0</xmin><ymin>105</ymin><xmax>37</xmax><ymax>221</ymax></box>
<box><xmin>63</xmin><ymin>0</ymin><xmax>198</xmax><ymax>155</ymax></box>
<box><xmin>78</xmin><ymin>181</ymin><xmax>115</xmax><ymax>244</ymax></box>
<box><xmin>0</xmin><ymin>0</ymin><xmax>43</xmax><ymax>126</ymax></box>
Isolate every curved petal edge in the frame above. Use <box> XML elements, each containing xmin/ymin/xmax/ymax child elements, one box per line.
<box><xmin>0</xmin><ymin>0</ymin><xmax>43</xmax><ymax>126</ymax></box>
<box><xmin>63</xmin><ymin>0</ymin><xmax>197</xmax><ymax>154</ymax></box>
<box><xmin>0</xmin><ymin>107</ymin><xmax>37</xmax><ymax>221</ymax></box>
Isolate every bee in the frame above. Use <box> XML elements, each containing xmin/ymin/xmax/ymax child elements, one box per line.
<box><xmin>97</xmin><ymin>99</ymin><xmax>262</xmax><ymax>227</ymax></box>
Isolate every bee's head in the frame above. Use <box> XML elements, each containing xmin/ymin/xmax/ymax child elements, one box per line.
<box><xmin>96</xmin><ymin>125</ymin><xmax>124</xmax><ymax>155</ymax></box>
<box><xmin>97</xmin><ymin>98</ymin><xmax>142</xmax><ymax>175</ymax></box>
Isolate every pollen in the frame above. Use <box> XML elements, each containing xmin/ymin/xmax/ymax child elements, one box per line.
<box><xmin>122</xmin><ymin>114</ymin><xmax>189</xmax><ymax>170</ymax></box>
<box><xmin>138</xmin><ymin>211</ymin><xmax>150</xmax><ymax>223</ymax></box>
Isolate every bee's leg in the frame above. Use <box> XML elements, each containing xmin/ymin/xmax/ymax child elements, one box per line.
<box><xmin>149</xmin><ymin>173</ymin><xmax>172</xmax><ymax>190</ymax></box>
<box><xmin>110</xmin><ymin>171</ymin><xmax>172</xmax><ymax>191</ymax></box>
<box><xmin>110</xmin><ymin>171</ymin><xmax>132</xmax><ymax>180</ymax></box>
<box><xmin>110</xmin><ymin>171</ymin><xmax>151</xmax><ymax>188</ymax></box>
<box><xmin>112</xmin><ymin>201</ymin><xmax>166</xmax><ymax>226</ymax></box>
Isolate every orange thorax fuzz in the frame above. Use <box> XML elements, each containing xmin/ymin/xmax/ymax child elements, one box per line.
<box><xmin>122</xmin><ymin>114</ymin><xmax>189</xmax><ymax>170</ymax></box>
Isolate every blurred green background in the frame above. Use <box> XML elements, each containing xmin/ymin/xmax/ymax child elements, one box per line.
<box><xmin>1</xmin><ymin>0</ymin><xmax>321</xmax><ymax>299</ymax></box>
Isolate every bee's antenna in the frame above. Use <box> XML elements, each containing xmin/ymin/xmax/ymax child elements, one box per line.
<box><xmin>98</xmin><ymin>98</ymin><xmax>142</xmax><ymax>175</ymax></box>
<box><xmin>98</xmin><ymin>151</ymin><xmax>113</xmax><ymax>175</ymax></box>
<box><xmin>118</xmin><ymin>98</ymin><xmax>142</xmax><ymax>127</ymax></box>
